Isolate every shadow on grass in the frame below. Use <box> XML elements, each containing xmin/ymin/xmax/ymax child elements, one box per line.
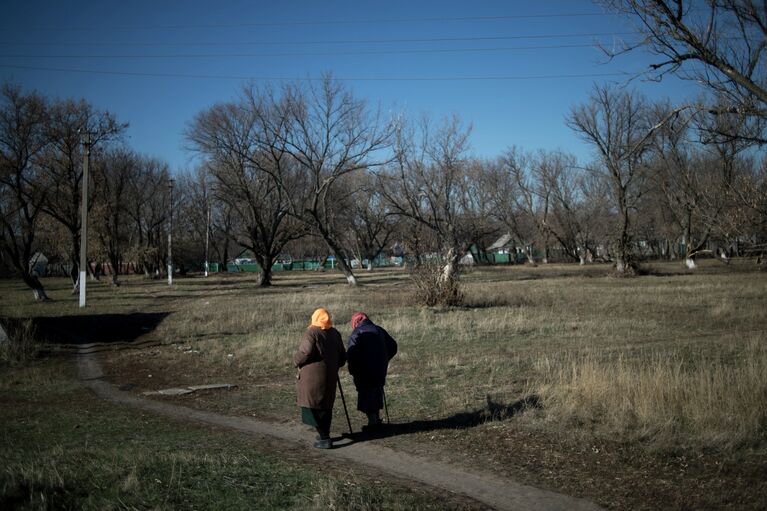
<box><xmin>337</xmin><ymin>394</ymin><xmax>540</xmax><ymax>445</ymax></box>
<box><xmin>28</xmin><ymin>312</ymin><xmax>170</xmax><ymax>346</ymax></box>
<box><xmin>0</xmin><ymin>481</ymin><xmax>82</xmax><ymax>510</ymax></box>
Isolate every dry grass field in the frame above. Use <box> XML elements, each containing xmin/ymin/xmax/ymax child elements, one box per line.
<box><xmin>2</xmin><ymin>259</ymin><xmax>766</xmax><ymax>509</ymax></box>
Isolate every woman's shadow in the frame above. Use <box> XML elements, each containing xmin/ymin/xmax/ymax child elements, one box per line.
<box><xmin>334</xmin><ymin>394</ymin><xmax>540</xmax><ymax>446</ymax></box>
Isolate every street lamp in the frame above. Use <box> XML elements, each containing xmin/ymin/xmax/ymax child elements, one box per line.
<box><xmin>168</xmin><ymin>178</ymin><xmax>174</xmax><ymax>286</ymax></box>
<box><xmin>78</xmin><ymin>131</ymin><xmax>91</xmax><ymax>307</ymax></box>
<box><xmin>204</xmin><ymin>200</ymin><xmax>210</xmax><ymax>277</ymax></box>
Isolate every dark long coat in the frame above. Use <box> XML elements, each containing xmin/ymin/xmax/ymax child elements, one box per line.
<box><xmin>347</xmin><ymin>320</ymin><xmax>397</xmax><ymax>390</ymax></box>
<box><xmin>294</xmin><ymin>326</ymin><xmax>347</xmax><ymax>409</ymax></box>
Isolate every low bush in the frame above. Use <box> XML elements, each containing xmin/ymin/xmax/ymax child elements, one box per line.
<box><xmin>0</xmin><ymin>318</ymin><xmax>38</xmax><ymax>365</ymax></box>
<box><xmin>409</xmin><ymin>261</ymin><xmax>464</xmax><ymax>307</ymax></box>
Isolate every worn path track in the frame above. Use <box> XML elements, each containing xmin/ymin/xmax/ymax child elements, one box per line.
<box><xmin>77</xmin><ymin>347</ymin><xmax>601</xmax><ymax>511</ymax></box>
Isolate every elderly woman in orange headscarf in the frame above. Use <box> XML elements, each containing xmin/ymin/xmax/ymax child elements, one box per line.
<box><xmin>293</xmin><ymin>308</ymin><xmax>347</xmax><ymax>449</ymax></box>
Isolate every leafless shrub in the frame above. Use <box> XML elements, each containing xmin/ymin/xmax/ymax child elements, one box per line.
<box><xmin>0</xmin><ymin>318</ymin><xmax>39</xmax><ymax>365</ymax></box>
<box><xmin>409</xmin><ymin>260</ymin><xmax>464</xmax><ymax>307</ymax></box>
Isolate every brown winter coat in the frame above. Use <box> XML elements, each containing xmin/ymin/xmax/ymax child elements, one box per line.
<box><xmin>294</xmin><ymin>326</ymin><xmax>347</xmax><ymax>409</ymax></box>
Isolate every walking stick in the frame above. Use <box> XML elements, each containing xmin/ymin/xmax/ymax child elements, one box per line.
<box><xmin>382</xmin><ymin>386</ymin><xmax>390</xmax><ymax>424</ymax></box>
<box><xmin>337</xmin><ymin>378</ymin><xmax>353</xmax><ymax>435</ymax></box>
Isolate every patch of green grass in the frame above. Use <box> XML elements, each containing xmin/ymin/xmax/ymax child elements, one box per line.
<box><xmin>0</xmin><ymin>358</ymin><xmax>464</xmax><ymax>510</ymax></box>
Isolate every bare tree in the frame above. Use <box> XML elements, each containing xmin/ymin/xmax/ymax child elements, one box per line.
<box><xmin>601</xmin><ymin>0</ymin><xmax>766</xmax><ymax>144</ymax></box>
<box><xmin>343</xmin><ymin>171</ymin><xmax>399</xmax><ymax>271</ymax></box>
<box><xmin>382</xmin><ymin>114</ymin><xmax>494</xmax><ymax>281</ymax></box>
<box><xmin>728</xmin><ymin>156</ymin><xmax>767</xmax><ymax>246</ymax></box>
<box><xmin>485</xmin><ymin>154</ymin><xmax>537</xmax><ymax>263</ymax></box>
<box><xmin>497</xmin><ymin>148</ymin><xmax>583</xmax><ymax>263</ymax></box>
<box><xmin>37</xmin><ymin>98</ymin><xmax>126</xmax><ymax>290</ymax></box>
<box><xmin>703</xmin><ymin>130</ymin><xmax>764</xmax><ymax>253</ymax></box>
<box><xmin>567</xmin><ymin>85</ymin><xmax>658</xmax><ymax>273</ymax></box>
<box><xmin>396</xmin><ymin>215</ymin><xmax>437</xmax><ymax>268</ymax></box>
<box><xmin>541</xmin><ymin>154</ymin><xmax>605</xmax><ymax>264</ymax></box>
<box><xmin>91</xmin><ymin>147</ymin><xmax>136</xmax><ymax>285</ymax></box>
<box><xmin>170</xmin><ymin>166</ymin><xmax>239</xmax><ymax>276</ymax></box>
<box><xmin>647</xmin><ymin>103</ymin><xmax>737</xmax><ymax>267</ymax></box>
<box><xmin>123</xmin><ymin>156</ymin><xmax>170</xmax><ymax>277</ymax></box>
<box><xmin>209</xmin><ymin>196</ymin><xmax>237</xmax><ymax>272</ymax></box>
<box><xmin>270</xmin><ymin>76</ymin><xmax>395</xmax><ymax>285</ymax></box>
<box><xmin>186</xmin><ymin>90</ymin><xmax>308</xmax><ymax>286</ymax></box>
<box><xmin>0</xmin><ymin>83</ymin><xmax>50</xmax><ymax>300</ymax></box>
<box><xmin>574</xmin><ymin>169</ymin><xmax>615</xmax><ymax>263</ymax></box>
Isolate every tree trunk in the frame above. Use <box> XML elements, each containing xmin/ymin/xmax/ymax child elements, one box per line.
<box><xmin>683</xmin><ymin>209</ymin><xmax>696</xmax><ymax>270</ymax></box>
<box><xmin>336</xmin><ymin>256</ymin><xmax>357</xmax><ymax>285</ymax></box>
<box><xmin>221</xmin><ymin>245</ymin><xmax>230</xmax><ymax>272</ymax></box>
<box><xmin>615</xmin><ymin>257</ymin><xmax>629</xmax><ymax>274</ymax></box>
<box><xmin>90</xmin><ymin>262</ymin><xmax>100</xmax><ymax>281</ymax></box>
<box><xmin>716</xmin><ymin>246</ymin><xmax>731</xmax><ymax>265</ymax></box>
<box><xmin>257</xmin><ymin>255</ymin><xmax>273</xmax><ymax>287</ymax></box>
<box><xmin>440</xmin><ymin>246</ymin><xmax>461</xmax><ymax>282</ymax></box>
<box><xmin>525</xmin><ymin>246</ymin><xmax>536</xmax><ymax>265</ymax></box>
<box><xmin>321</xmin><ymin>235</ymin><xmax>357</xmax><ymax>285</ymax></box>
<box><xmin>615</xmin><ymin>205</ymin><xmax>632</xmax><ymax>274</ymax></box>
<box><xmin>316</xmin><ymin>255</ymin><xmax>328</xmax><ymax>272</ymax></box>
<box><xmin>108</xmin><ymin>253</ymin><xmax>121</xmax><ymax>286</ymax></box>
<box><xmin>70</xmin><ymin>259</ymin><xmax>79</xmax><ymax>294</ymax></box>
<box><xmin>22</xmin><ymin>273</ymin><xmax>49</xmax><ymax>301</ymax></box>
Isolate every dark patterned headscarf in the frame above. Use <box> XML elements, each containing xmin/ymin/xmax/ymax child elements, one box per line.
<box><xmin>351</xmin><ymin>311</ymin><xmax>369</xmax><ymax>330</ymax></box>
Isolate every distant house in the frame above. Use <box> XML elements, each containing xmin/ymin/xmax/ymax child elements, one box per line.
<box><xmin>487</xmin><ymin>234</ymin><xmax>514</xmax><ymax>253</ymax></box>
<box><xmin>459</xmin><ymin>234</ymin><xmax>529</xmax><ymax>266</ymax></box>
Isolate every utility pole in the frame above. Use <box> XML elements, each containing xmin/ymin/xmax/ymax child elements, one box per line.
<box><xmin>204</xmin><ymin>201</ymin><xmax>210</xmax><ymax>277</ymax></box>
<box><xmin>168</xmin><ymin>178</ymin><xmax>174</xmax><ymax>286</ymax></box>
<box><xmin>79</xmin><ymin>132</ymin><xmax>91</xmax><ymax>308</ymax></box>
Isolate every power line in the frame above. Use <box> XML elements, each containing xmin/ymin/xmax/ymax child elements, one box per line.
<box><xmin>0</xmin><ymin>63</ymin><xmax>633</xmax><ymax>82</ymax></box>
<box><xmin>9</xmin><ymin>12</ymin><xmax>613</xmax><ymax>32</ymax></box>
<box><xmin>0</xmin><ymin>31</ymin><xmax>637</xmax><ymax>48</ymax></box>
<box><xmin>0</xmin><ymin>42</ymin><xmax>630</xmax><ymax>60</ymax></box>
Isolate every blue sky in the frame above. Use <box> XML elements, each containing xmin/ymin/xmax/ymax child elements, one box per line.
<box><xmin>0</xmin><ymin>1</ymin><xmax>700</xmax><ymax>172</ymax></box>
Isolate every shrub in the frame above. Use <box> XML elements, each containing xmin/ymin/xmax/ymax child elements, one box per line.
<box><xmin>409</xmin><ymin>260</ymin><xmax>464</xmax><ymax>307</ymax></box>
<box><xmin>0</xmin><ymin>318</ymin><xmax>38</xmax><ymax>365</ymax></box>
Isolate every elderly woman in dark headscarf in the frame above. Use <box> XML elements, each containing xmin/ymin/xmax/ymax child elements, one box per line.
<box><xmin>347</xmin><ymin>312</ymin><xmax>398</xmax><ymax>430</ymax></box>
<box><xmin>294</xmin><ymin>308</ymin><xmax>346</xmax><ymax>449</ymax></box>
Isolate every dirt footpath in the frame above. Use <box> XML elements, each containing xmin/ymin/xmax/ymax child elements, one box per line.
<box><xmin>76</xmin><ymin>345</ymin><xmax>600</xmax><ymax>511</ymax></box>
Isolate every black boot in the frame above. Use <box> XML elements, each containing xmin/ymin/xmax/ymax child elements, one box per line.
<box><xmin>314</xmin><ymin>428</ymin><xmax>332</xmax><ymax>449</ymax></box>
<box><xmin>361</xmin><ymin>412</ymin><xmax>383</xmax><ymax>433</ymax></box>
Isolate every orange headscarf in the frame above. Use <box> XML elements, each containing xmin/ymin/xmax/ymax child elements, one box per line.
<box><xmin>309</xmin><ymin>308</ymin><xmax>333</xmax><ymax>330</ymax></box>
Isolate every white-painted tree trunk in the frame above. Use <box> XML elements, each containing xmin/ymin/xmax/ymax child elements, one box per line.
<box><xmin>440</xmin><ymin>247</ymin><xmax>459</xmax><ymax>282</ymax></box>
<box><xmin>685</xmin><ymin>257</ymin><xmax>697</xmax><ymax>269</ymax></box>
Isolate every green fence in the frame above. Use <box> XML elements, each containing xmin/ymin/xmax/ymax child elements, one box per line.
<box><xmin>214</xmin><ymin>259</ymin><xmax>338</xmax><ymax>273</ymax></box>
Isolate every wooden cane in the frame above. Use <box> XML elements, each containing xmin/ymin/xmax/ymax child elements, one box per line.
<box><xmin>337</xmin><ymin>378</ymin><xmax>353</xmax><ymax>435</ymax></box>
<box><xmin>383</xmin><ymin>386</ymin><xmax>390</xmax><ymax>424</ymax></box>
